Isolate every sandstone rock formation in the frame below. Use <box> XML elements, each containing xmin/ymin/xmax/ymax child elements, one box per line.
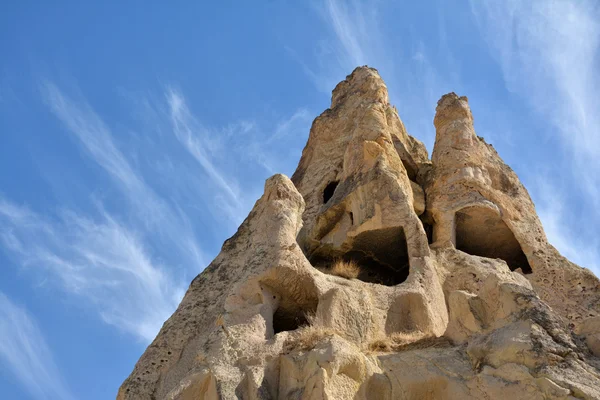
<box><xmin>118</xmin><ymin>67</ymin><xmax>600</xmax><ymax>400</ymax></box>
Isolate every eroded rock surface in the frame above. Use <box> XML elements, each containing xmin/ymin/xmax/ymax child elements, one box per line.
<box><xmin>118</xmin><ymin>67</ymin><xmax>600</xmax><ymax>400</ymax></box>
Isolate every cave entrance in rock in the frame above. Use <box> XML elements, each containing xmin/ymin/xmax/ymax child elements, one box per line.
<box><xmin>269</xmin><ymin>286</ymin><xmax>318</xmax><ymax>335</ymax></box>
<box><xmin>346</xmin><ymin>227</ymin><xmax>410</xmax><ymax>285</ymax></box>
<box><xmin>306</xmin><ymin>226</ymin><xmax>409</xmax><ymax>286</ymax></box>
<box><xmin>273</xmin><ymin>306</ymin><xmax>310</xmax><ymax>334</ymax></box>
<box><xmin>454</xmin><ymin>206</ymin><xmax>532</xmax><ymax>274</ymax></box>
<box><xmin>323</xmin><ymin>181</ymin><xmax>339</xmax><ymax>204</ymax></box>
<box><xmin>261</xmin><ymin>273</ymin><xmax>320</xmax><ymax>336</ymax></box>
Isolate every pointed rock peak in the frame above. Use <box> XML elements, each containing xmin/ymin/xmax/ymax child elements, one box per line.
<box><xmin>264</xmin><ymin>173</ymin><xmax>304</xmax><ymax>206</ymax></box>
<box><xmin>331</xmin><ymin>65</ymin><xmax>389</xmax><ymax>108</ymax></box>
<box><xmin>433</xmin><ymin>92</ymin><xmax>473</xmax><ymax>130</ymax></box>
<box><xmin>119</xmin><ymin>67</ymin><xmax>600</xmax><ymax>400</ymax></box>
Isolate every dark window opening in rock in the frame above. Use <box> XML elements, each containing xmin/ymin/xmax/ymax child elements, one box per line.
<box><xmin>270</xmin><ymin>289</ymin><xmax>318</xmax><ymax>335</ymax></box>
<box><xmin>311</xmin><ymin>227</ymin><xmax>410</xmax><ymax>286</ymax></box>
<box><xmin>348</xmin><ymin>227</ymin><xmax>410</xmax><ymax>285</ymax></box>
<box><xmin>323</xmin><ymin>181</ymin><xmax>339</xmax><ymax>204</ymax></box>
<box><xmin>349</xmin><ymin>212</ymin><xmax>354</xmax><ymax>225</ymax></box>
<box><xmin>455</xmin><ymin>206</ymin><xmax>532</xmax><ymax>274</ymax></box>
<box><xmin>273</xmin><ymin>307</ymin><xmax>309</xmax><ymax>334</ymax></box>
<box><xmin>261</xmin><ymin>276</ymin><xmax>319</xmax><ymax>337</ymax></box>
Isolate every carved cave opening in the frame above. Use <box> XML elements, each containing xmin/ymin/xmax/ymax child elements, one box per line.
<box><xmin>273</xmin><ymin>306</ymin><xmax>310</xmax><ymax>334</ymax></box>
<box><xmin>311</xmin><ymin>227</ymin><xmax>410</xmax><ymax>286</ymax></box>
<box><xmin>455</xmin><ymin>206</ymin><xmax>532</xmax><ymax>274</ymax></box>
<box><xmin>323</xmin><ymin>180</ymin><xmax>339</xmax><ymax>204</ymax></box>
<box><xmin>262</xmin><ymin>274</ymin><xmax>320</xmax><ymax>336</ymax></box>
<box><xmin>270</xmin><ymin>287</ymin><xmax>318</xmax><ymax>335</ymax></box>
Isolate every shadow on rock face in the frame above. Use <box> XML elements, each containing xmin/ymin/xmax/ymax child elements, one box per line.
<box><xmin>455</xmin><ymin>206</ymin><xmax>532</xmax><ymax>274</ymax></box>
<box><xmin>309</xmin><ymin>226</ymin><xmax>410</xmax><ymax>286</ymax></box>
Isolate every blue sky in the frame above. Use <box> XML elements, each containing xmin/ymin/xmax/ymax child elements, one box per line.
<box><xmin>0</xmin><ymin>1</ymin><xmax>599</xmax><ymax>399</ymax></box>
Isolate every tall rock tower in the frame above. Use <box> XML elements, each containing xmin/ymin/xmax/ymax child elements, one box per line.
<box><xmin>118</xmin><ymin>67</ymin><xmax>600</xmax><ymax>399</ymax></box>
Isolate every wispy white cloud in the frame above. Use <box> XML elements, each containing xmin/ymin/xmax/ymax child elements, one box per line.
<box><xmin>252</xmin><ymin>108</ymin><xmax>312</xmax><ymax>174</ymax></box>
<box><xmin>166</xmin><ymin>87</ymin><xmax>242</xmax><ymax>206</ymax></box>
<box><xmin>266</xmin><ymin>108</ymin><xmax>310</xmax><ymax>145</ymax></box>
<box><xmin>287</xmin><ymin>0</ymin><xmax>455</xmax><ymax>152</ymax></box>
<box><xmin>2</xmin><ymin>81</ymin><xmax>209</xmax><ymax>343</ymax></box>
<box><xmin>25</xmin><ymin>79</ymin><xmax>311</xmax><ymax>344</ymax></box>
<box><xmin>42</xmin><ymin>82</ymin><xmax>145</xmax><ymax>200</ymax></box>
<box><xmin>470</xmin><ymin>0</ymin><xmax>600</xmax><ymax>196</ymax></box>
<box><xmin>0</xmin><ymin>198</ymin><xmax>185</xmax><ymax>342</ymax></box>
<box><xmin>307</xmin><ymin>0</ymin><xmax>388</xmax><ymax>93</ymax></box>
<box><xmin>126</xmin><ymin>86</ymin><xmax>312</xmax><ymax>222</ymax></box>
<box><xmin>0</xmin><ymin>291</ymin><xmax>74</xmax><ymax>400</ymax></box>
<box><xmin>470</xmin><ymin>0</ymin><xmax>600</xmax><ymax>273</ymax></box>
<box><xmin>534</xmin><ymin>180</ymin><xmax>600</xmax><ymax>275</ymax></box>
<box><xmin>282</xmin><ymin>0</ymin><xmax>391</xmax><ymax>95</ymax></box>
<box><xmin>284</xmin><ymin>45</ymin><xmax>328</xmax><ymax>93</ymax></box>
<box><xmin>323</xmin><ymin>0</ymin><xmax>368</xmax><ymax>67</ymax></box>
<box><xmin>41</xmin><ymin>81</ymin><xmax>206</xmax><ymax>271</ymax></box>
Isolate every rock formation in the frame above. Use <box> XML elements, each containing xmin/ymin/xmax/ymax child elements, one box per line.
<box><xmin>118</xmin><ymin>67</ymin><xmax>600</xmax><ymax>399</ymax></box>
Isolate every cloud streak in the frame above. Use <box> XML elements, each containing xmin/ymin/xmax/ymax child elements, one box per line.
<box><xmin>533</xmin><ymin>180</ymin><xmax>600</xmax><ymax>274</ymax></box>
<box><xmin>289</xmin><ymin>0</ymin><xmax>455</xmax><ymax>151</ymax></box>
<box><xmin>470</xmin><ymin>0</ymin><xmax>600</xmax><ymax>274</ymax></box>
<box><xmin>0</xmin><ymin>292</ymin><xmax>74</xmax><ymax>400</ymax></box>
<box><xmin>470</xmin><ymin>0</ymin><xmax>600</xmax><ymax>195</ymax></box>
<box><xmin>0</xmin><ymin>198</ymin><xmax>185</xmax><ymax>342</ymax></box>
<box><xmin>324</xmin><ymin>0</ymin><xmax>368</xmax><ymax>67</ymax></box>
<box><xmin>166</xmin><ymin>88</ymin><xmax>242</xmax><ymax>206</ymax></box>
<box><xmin>0</xmin><ymin>81</ymin><xmax>213</xmax><ymax>343</ymax></box>
<box><xmin>10</xmin><ymin>80</ymin><xmax>313</xmax><ymax>345</ymax></box>
<box><xmin>127</xmin><ymin>86</ymin><xmax>311</xmax><ymax>223</ymax></box>
<box><xmin>41</xmin><ymin>81</ymin><xmax>206</xmax><ymax>274</ymax></box>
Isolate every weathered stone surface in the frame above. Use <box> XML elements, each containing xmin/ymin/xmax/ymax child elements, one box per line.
<box><xmin>119</xmin><ymin>67</ymin><xmax>600</xmax><ymax>399</ymax></box>
<box><xmin>576</xmin><ymin>317</ymin><xmax>600</xmax><ymax>357</ymax></box>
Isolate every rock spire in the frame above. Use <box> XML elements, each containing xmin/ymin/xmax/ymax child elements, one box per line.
<box><xmin>118</xmin><ymin>67</ymin><xmax>600</xmax><ymax>400</ymax></box>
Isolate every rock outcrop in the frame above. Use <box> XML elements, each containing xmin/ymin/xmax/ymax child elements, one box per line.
<box><xmin>118</xmin><ymin>67</ymin><xmax>600</xmax><ymax>400</ymax></box>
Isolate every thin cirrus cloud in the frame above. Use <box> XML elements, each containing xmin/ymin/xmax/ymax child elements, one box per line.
<box><xmin>469</xmin><ymin>0</ymin><xmax>600</xmax><ymax>274</ymax></box>
<box><xmin>41</xmin><ymin>81</ymin><xmax>207</xmax><ymax>271</ymax></box>
<box><xmin>265</xmin><ymin>108</ymin><xmax>311</xmax><ymax>146</ymax></box>
<box><xmin>282</xmin><ymin>0</ymin><xmax>375</xmax><ymax>94</ymax></box>
<box><xmin>0</xmin><ymin>81</ymin><xmax>212</xmax><ymax>343</ymax></box>
<box><xmin>323</xmin><ymin>0</ymin><xmax>368</xmax><ymax>67</ymax></box>
<box><xmin>0</xmin><ymin>291</ymin><xmax>74</xmax><ymax>400</ymax></box>
<box><xmin>301</xmin><ymin>0</ymin><xmax>452</xmax><ymax>151</ymax></box>
<box><xmin>0</xmin><ymin>198</ymin><xmax>185</xmax><ymax>342</ymax></box>
<box><xmin>0</xmin><ymin>79</ymin><xmax>313</xmax><ymax>346</ymax></box>
<box><xmin>535</xmin><ymin>183</ymin><xmax>600</xmax><ymax>275</ymax></box>
<box><xmin>242</xmin><ymin>107</ymin><xmax>312</xmax><ymax>175</ymax></box>
<box><xmin>469</xmin><ymin>0</ymin><xmax>600</xmax><ymax>193</ymax></box>
<box><xmin>165</xmin><ymin>87</ymin><xmax>244</xmax><ymax>218</ymax></box>
<box><xmin>303</xmin><ymin>0</ymin><xmax>380</xmax><ymax>93</ymax></box>
<box><xmin>161</xmin><ymin>86</ymin><xmax>311</xmax><ymax>221</ymax></box>
<box><xmin>114</xmin><ymin>86</ymin><xmax>252</xmax><ymax>225</ymax></box>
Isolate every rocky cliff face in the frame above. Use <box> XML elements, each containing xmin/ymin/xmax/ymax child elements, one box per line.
<box><xmin>118</xmin><ymin>67</ymin><xmax>600</xmax><ymax>400</ymax></box>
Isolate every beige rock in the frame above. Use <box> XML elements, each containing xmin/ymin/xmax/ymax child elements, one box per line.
<box><xmin>575</xmin><ymin>317</ymin><xmax>600</xmax><ymax>357</ymax></box>
<box><xmin>427</xmin><ymin>93</ymin><xmax>600</xmax><ymax>324</ymax></box>
<box><xmin>118</xmin><ymin>67</ymin><xmax>600</xmax><ymax>400</ymax></box>
<box><xmin>444</xmin><ymin>290</ymin><xmax>485</xmax><ymax>343</ymax></box>
<box><xmin>292</xmin><ymin>67</ymin><xmax>447</xmax><ymax>341</ymax></box>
